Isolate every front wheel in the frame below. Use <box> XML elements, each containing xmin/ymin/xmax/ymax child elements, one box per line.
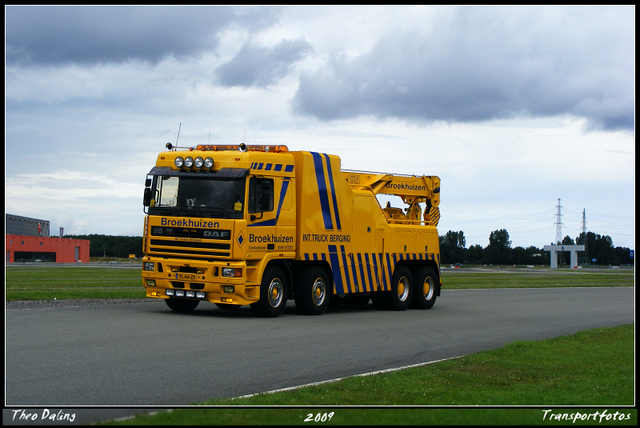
<box><xmin>251</xmin><ymin>266</ymin><xmax>288</xmax><ymax>317</ymax></box>
<box><xmin>410</xmin><ymin>266</ymin><xmax>438</xmax><ymax>309</ymax></box>
<box><xmin>165</xmin><ymin>298</ymin><xmax>199</xmax><ymax>312</ymax></box>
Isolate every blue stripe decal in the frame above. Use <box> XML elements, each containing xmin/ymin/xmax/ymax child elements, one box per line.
<box><xmin>345</xmin><ymin>246</ymin><xmax>359</xmax><ymax>292</ymax></box>
<box><xmin>328</xmin><ymin>245</ymin><xmax>343</xmax><ymax>294</ymax></box>
<box><xmin>354</xmin><ymin>253</ymin><xmax>369</xmax><ymax>291</ymax></box>
<box><xmin>340</xmin><ymin>247</ymin><xmax>352</xmax><ymax>293</ymax></box>
<box><xmin>364</xmin><ymin>253</ymin><xmax>375</xmax><ymax>292</ymax></box>
<box><xmin>387</xmin><ymin>253</ymin><xmax>394</xmax><ymax>287</ymax></box>
<box><xmin>251</xmin><ymin>163</ymin><xmax>292</xmax><ymax>172</ymax></box>
<box><xmin>299</xmin><ymin>252</ymin><xmax>439</xmax><ymax>293</ymax></box>
<box><xmin>371</xmin><ymin>253</ymin><xmax>379</xmax><ymax>291</ymax></box>
<box><xmin>379</xmin><ymin>253</ymin><xmax>388</xmax><ymax>290</ymax></box>
<box><xmin>311</xmin><ymin>152</ymin><xmax>333</xmax><ymax>230</ymax></box>
<box><xmin>323</xmin><ymin>153</ymin><xmax>341</xmax><ymax>230</ymax></box>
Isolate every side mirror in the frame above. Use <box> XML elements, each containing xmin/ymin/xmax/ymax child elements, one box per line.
<box><xmin>143</xmin><ymin>188</ymin><xmax>152</xmax><ymax>207</ymax></box>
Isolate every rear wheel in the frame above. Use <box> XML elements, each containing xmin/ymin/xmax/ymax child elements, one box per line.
<box><xmin>295</xmin><ymin>266</ymin><xmax>331</xmax><ymax>315</ymax></box>
<box><xmin>411</xmin><ymin>266</ymin><xmax>438</xmax><ymax>309</ymax></box>
<box><xmin>385</xmin><ymin>266</ymin><xmax>413</xmax><ymax>311</ymax></box>
<box><xmin>251</xmin><ymin>266</ymin><xmax>288</xmax><ymax>317</ymax></box>
<box><xmin>165</xmin><ymin>298</ymin><xmax>199</xmax><ymax>312</ymax></box>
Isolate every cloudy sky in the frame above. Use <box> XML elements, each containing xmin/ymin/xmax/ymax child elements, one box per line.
<box><xmin>5</xmin><ymin>5</ymin><xmax>635</xmax><ymax>250</ymax></box>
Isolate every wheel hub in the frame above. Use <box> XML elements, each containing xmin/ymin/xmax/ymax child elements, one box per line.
<box><xmin>312</xmin><ymin>279</ymin><xmax>326</xmax><ymax>306</ymax></box>
<box><xmin>397</xmin><ymin>277</ymin><xmax>410</xmax><ymax>301</ymax></box>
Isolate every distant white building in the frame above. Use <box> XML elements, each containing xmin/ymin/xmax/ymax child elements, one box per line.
<box><xmin>543</xmin><ymin>245</ymin><xmax>585</xmax><ymax>268</ymax></box>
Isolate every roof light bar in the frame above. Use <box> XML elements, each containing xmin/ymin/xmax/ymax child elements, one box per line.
<box><xmin>195</xmin><ymin>144</ymin><xmax>288</xmax><ymax>153</ymax></box>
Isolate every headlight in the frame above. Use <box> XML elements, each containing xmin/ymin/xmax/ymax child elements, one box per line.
<box><xmin>194</xmin><ymin>157</ymin><xmax>204</xmax><ymax>168</ymax></box>
<box><xmin>222</xmin><ymin>267</ymin><xmax>242</xmax><ymax>277</ymax></box>
<box><xmin>143</xmin><ymin>262</ymin><xmax>154</xmax><ymax>271</ymax></box>
<box><xmin>174</xmin><ymin>157</ymin><xmax>184</xmax><ymax>168</ymax></box>
<box><xmin>184</xmin><ymin>156</ymin><xmax>194</xmax><ymax>168</ymax></box>
<box><xmin>204</xmin><ymin>157</ymin><xmax>214</xmax><ymax>168</ymax></box>
<box><xmin>166</xmin><ymin>289</ymin><xmax>175</xmax><ymax>296</ymax></box>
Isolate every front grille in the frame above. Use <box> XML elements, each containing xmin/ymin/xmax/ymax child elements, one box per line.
<box><xmin>151</xmin><ymin>227</ymin><xmax>231</xmax><ymax>240</ymax></box>
<box><xmin>147</xmin><ymin>223</ymin><xmax>233</xmax><ymax>260</ymax></box>
<box><xmin>150</xmin><ymin>239</ymin><xmax>230</xmax><ymax>250</ymax></box>
<box><xmin>149</xmin><ymin>246</ymin><xmax>231</xmax><ymax>258</ymax></box>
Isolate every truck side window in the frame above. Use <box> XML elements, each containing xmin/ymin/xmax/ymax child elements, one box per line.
<box><xmin>249</xmin><ymin>177</ymin><xmax>274</xmax><ymax>213</ymax></box>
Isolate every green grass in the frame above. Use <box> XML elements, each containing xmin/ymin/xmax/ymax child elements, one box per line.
<box><xmin>206</xmin><ymin>324</ymin><xmax>634</xmax><ymax>406</ymax></box>
<box><xmin>441</xmin><ymin>269</ymin><xmax>633</xmax><ymax>289</ymax></box>
<box><xmin>5</xmin><ymin>265</ymin><xmax>633</xmax><ymax>301</ymax></box>
<box><xmin>5</xmin><ymin>265</ymin><xmax>144</xmax><ymax>300</ymax></box>
<box><xmin>101</xmin><ymin>325</ymin><xmax>635</xmax><ymax>426</ymax></box>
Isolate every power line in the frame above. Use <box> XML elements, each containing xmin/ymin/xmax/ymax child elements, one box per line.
<box><xmin>554</xmin><ymin>198</ymin><xmax>564</xmax><ymax>244</ymax></box>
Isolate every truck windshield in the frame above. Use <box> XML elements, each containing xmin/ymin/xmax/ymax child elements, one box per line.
<box><xmin>148</xmin><ymin>175</ymin><xmax>246</xmax><ymax>219</ymax></box>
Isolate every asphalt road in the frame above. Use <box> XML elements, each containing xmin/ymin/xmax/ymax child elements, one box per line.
<box><xmin>6</xmin><ymin>287</ymin><xmax>634</xmax><ymax>409</ymax></box>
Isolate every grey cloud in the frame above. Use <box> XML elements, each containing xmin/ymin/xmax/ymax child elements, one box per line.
<box><xmin>6</xmin><ymin>5</ymin><xmax>280</xmax><ymax>65</ymax></box>
<box><xmin>292</xmin><ymin>6</ymin><xmax>634</xmax><ymax>131</ymax></box>
<box><xmin>215</xmin><ymin>38</ymin><xmax>313</xmax><ymax>88</ymax></box>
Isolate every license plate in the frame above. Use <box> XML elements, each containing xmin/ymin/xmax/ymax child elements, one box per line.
<box><xmin>177</xmin><ymin>273</ymin><xmax>198</xmax><ymax>280</ymax></box>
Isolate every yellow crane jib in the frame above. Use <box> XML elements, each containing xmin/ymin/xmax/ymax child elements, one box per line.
<box><xmin>343</xmin><ymin>171</ymin><xmax>440</xmax><ymax>226</ymax></box>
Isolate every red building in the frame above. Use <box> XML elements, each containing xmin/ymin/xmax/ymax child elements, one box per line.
<box><xmin>5</xmin><ymin>214</ymin><xmax>90</xmax><ymax>263</ymax></box>
<box><xmin>6</xmin><ymin>234</ymin><xmax>90</xmax><ymax>263</ymax></box>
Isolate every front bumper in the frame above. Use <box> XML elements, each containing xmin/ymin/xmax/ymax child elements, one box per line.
<box><xmin>142</xmin><ymin>256</ymin><xmax>259</xmax><ymax>306</ymax></box>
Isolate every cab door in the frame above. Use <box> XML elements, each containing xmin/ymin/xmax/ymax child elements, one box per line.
<box><xmin>246</xmin><ymin>176</ymin><xmax>296</xmax><ymax>254</ymax></box>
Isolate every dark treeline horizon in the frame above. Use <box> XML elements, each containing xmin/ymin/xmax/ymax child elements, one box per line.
<box><xmin>66</xmin><ymin>229</ymin><xmax>634</xmax><ymax>266</ymax></box>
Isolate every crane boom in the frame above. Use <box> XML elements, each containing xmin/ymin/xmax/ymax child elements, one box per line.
<box><xmin>342</xmin><ymin>171</ymin><xmax>440</xmax><ymax>226</ymax></box>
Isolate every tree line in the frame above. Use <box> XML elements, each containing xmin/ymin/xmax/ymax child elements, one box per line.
<box><xmin>440</xmin><ymin>229</ymin><xmax>634</xmax><ymax>266</ymax></box>
<box><xmin>67</xmin><ymin>230</ymin><xmax>633</xmax><ymax>266</ymax></box>
<box><xmin>66</xmin><ymin>234</ymin><xmax>143</xmax><ymax>259</ymax></box>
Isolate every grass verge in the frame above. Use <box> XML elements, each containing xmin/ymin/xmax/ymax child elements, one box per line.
<box><xmin>5</xmin><ymin>266</ymin><xmax>144</xmax><ymax>300</ymax></box>
<box><xmin>5</xmin><ymin>266</ymin><xmax>633</xmax><ymax>301</ymax></box>
<box><xmin>102</xmin><ymin>324</ymin><xmax>635</xmax><ymax>425</ymax></box>
<box><xmin>441</xmin><ymin>269</ymin><xmax>633</xmax><ymax>289</ymax></box>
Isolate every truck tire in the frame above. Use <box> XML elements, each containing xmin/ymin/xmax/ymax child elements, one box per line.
<box><xmin>410</xmin><ymin>266</ymin><xmax>438</xmax><ymax>309</ymax></box>
<box><xmin>250</xmin><ymin>266</ymin><xmax>288</xmax><ymax>317</ymax></box>
<box><xmin>386</xmin><ymin>265</ymin><xmax>413</xmax><ymax>311</ymax></box>
<box><xmin>165</xmin><ymin>298</ymin><xmax>199</xmax><ymax>312</ymax></box>
<box><xmin>295</xmin><ymin>266</ymin><xmax>330</xmax><ymax>315</ymax></box>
